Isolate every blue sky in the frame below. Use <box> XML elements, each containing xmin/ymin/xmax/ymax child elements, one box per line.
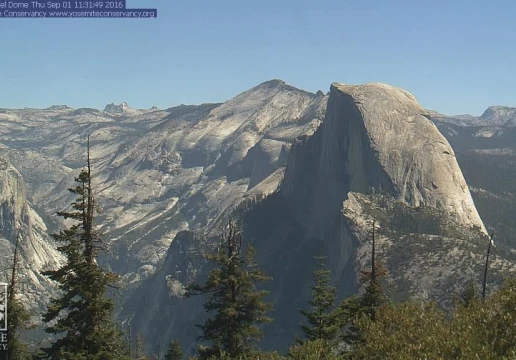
<box><xmin>0</xmin><ymin>0</ymin><xmax>514</xmax><ymax>115</ymax></box>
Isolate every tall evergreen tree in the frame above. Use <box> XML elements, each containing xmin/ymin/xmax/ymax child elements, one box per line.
<box><xmin>299</xmin><ymin>256</ymin><xmax>340</xmax><ymax>344</ymax></box>
<box><xmin>1</xmin><ymin>233</ymin><xmax>32</xmax><ymax>360</ymax></box>
<box><xmin>164</xmin><ymin>340</ymin><xmax>182</xmax><ymax>360</ymax></box>
<box><xmin>38</xmin><ymin>139</ymin><xmax>129</xmax><ymax>360</ymax></box>
<box><xmin>186</xmin><ymin>221</ymin><xmax>272</xmax><ymax>359</ymax></box>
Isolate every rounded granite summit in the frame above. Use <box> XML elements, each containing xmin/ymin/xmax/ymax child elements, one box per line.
<box><xmin>331</xmin><ymin>82</ymin><xmax>422</xmax><ymax>115</ymax></box>
<box><xmin>340</xmin><ymin>82</ymin><xmax>485</xmax><ymax>231</ymax></box>
<box><xmin>287</xmin><ymin>82</ymin><xmax>487</xmax><ymax>233</ymax></box>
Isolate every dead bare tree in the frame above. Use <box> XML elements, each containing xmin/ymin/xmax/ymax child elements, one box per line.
<box><xmin>482</xmin><ymin>232</ymin><xmax>495</xmax><ymax>300</ymax></box>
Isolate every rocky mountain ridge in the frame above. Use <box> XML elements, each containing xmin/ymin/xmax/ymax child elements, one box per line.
<box><xmin>428</xmin><ymin>105</ymin><xmax>516</xmax><ymax>127</ymax></box>
<box><xmin>0</xmin><ymin>79</ymin><xmax>327</xmax><ymax>284</ymax></box>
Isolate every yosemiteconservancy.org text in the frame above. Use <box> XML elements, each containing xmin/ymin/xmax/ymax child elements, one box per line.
<box><xmin>0</xmin><ymin>0</ymin><xmax>157</xmax><ymax>18</ymax></box>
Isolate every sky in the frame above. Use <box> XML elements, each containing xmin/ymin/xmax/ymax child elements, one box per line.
<box><xmin>0</xmin><ymin>0</ymin><xmax>515</xmax><ymax>115</ymax></box>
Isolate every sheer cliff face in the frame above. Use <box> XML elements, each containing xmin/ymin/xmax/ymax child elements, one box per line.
<box><xmin>284</xmin><ymin>83</ymin><xmax>486</xmax><ymax>232</ymax></box>
<box><xmin>0</xmin><ymin>158</ymin><xmax>62</xmax><ymax>311</ymax></box>
<box><xmin>0</xmin><ymin>158</ymin><xmax>27</xmax><ymax>238</ymax></box>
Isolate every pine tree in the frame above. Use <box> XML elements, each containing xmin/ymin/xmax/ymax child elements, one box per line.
<box><xmin>164</xmin><ymin>340</ymin><xmax>182</xmax><ymax>360</ymax></box>
<box><xmin>1</xmin><ymin>233</ymin><xmax>33</xmax><ymax>360</ymax></box>
<box><xmin>299</xmin><ymin>256</ymin><xmax>340</xmax><ymax>344</ymax></box>
<box><xmin>186</xmin><ymin>221</ymin><xmax>272</xmax><ymax>359</ymax></box>
<box><xmin>38</xmin><ymin>139</ymin><xmax>130</xmax><ymax>360</ymax></box>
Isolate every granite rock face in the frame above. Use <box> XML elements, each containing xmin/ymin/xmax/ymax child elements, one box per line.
<box><xmin>0</xmin><ymin>157</ymin><xmax>62</xmax><ymax>314</ymax></box>
<box><xmin>328</xmin><ymin>83</ymin><xmax>485</xmax><ymax>230</ymax></box>
<box><xmin>283</xmin><ymin>83</ymin><xmax>486</xmax><ymax>225</ymax></box>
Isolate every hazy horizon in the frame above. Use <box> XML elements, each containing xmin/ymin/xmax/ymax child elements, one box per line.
<box><xmin>1</xmin><ymin>0</ymin><xmax>514</xmax><ymax>115</ymax></box>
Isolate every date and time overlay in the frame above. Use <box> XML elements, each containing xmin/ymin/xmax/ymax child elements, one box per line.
<box><xmin>0</xmin><ymin>0</ymin><xmax>157</xmax><ymax>18</ymax></box>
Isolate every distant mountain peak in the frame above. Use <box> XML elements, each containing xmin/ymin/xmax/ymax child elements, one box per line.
<box><xmin>46</xmin><ymin>105</ymin><xmax>71</xmax><ymax>110</ymax></box>
<box><xmin>480</xmin><ymin>106</ymin><xmax>516</xmax><ymax>125</ymax></box>
<box><xmin>249</xmin><ymin>79</ymin><xmax>318</xmax><ymax>97</ymax></box>
<box><xmin>104</xmin><ymin>102</ymin><xmax>129</xmax><ymax>113</ymax></box>
<box><xmin>258</xmin><ymin>79</ymin><xmax>286</xmax><ymax>88</ymax></box>
<box><xmin>481</xmin><ymin>105</ymin><xmax>516</xmax><ymax>117</ymax></box>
